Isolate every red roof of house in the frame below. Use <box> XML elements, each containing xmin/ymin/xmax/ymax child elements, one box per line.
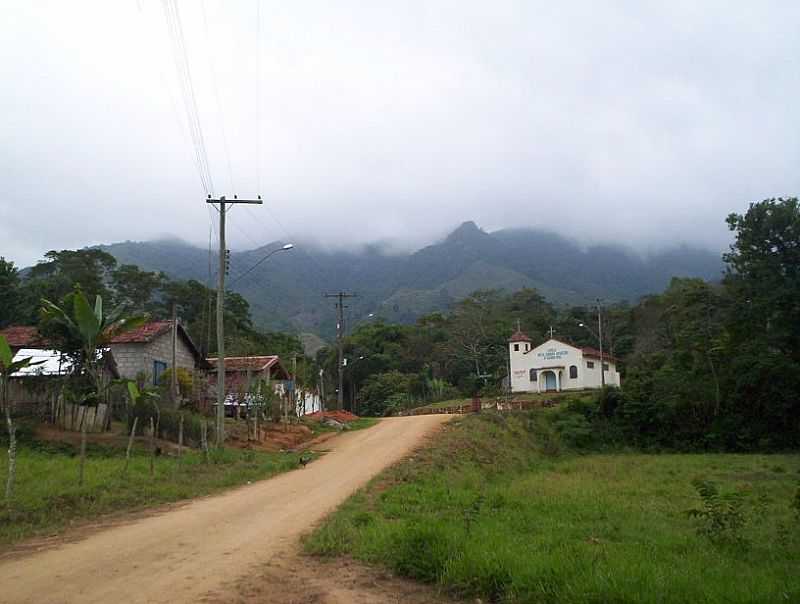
<box><xmin>0</xmin><ymin>326</ymin><xmax>46</xmax><ymax>348</ymax></box>
<box><xmin>508</xmin><ymin>330</ymin><xmax>532</xmax><ymax>343</ymax></box>
<box><xmin>108</xmin><ymin>320</ymin><xmax>173</xmax><ymax>344</ymax></box>
<box><xmin>206</xmin><ymin>355</ymin><xmax>291</xmax><ymax>379</ymax></box>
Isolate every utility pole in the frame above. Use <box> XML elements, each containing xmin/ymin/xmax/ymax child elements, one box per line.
<box><xmin>323</xmin><ymin>291</ymin><xmax>357</xmax><ymax>409</ymax></box>
<box><xmin>318</xmin><ymin>368</ymin><xmax>325</xmax><ymax>413</ymax></box>
<box><xmin>597</xmin><ymin>299</ymin><xmax>605</xmax><ymax>388</ymax></box>
<box><xmin>206</xmin><ymin>195</ymin><xmax>263</xmax><ymax>447</ymax></box>
<box><xmin>292</xmin><ymin>354</ymin><xmax>298</xmax><ymax>418</ymax></box>
<box><xmin>171</xmin><ymin>302</ymin><xmax>179</xmax><ymax>409</ymax></box>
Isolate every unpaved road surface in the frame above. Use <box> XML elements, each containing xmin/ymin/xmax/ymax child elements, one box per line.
<box><xmin>0</xmin><ymin>415</ymin><xmax>450</xmax><ymax>604</ymax></box>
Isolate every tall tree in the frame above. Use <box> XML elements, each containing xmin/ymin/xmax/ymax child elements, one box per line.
<box><xmin>111</xmin><ymin>264</ymin><xmax>165</xmax><ymax>314</ymax></box>
<box><xmin>724</xmin><ymin>197</ymin><xmax>800</xmax><ymax>361</ymax></box>
<box><xmin>0</xmin><ymin>258</ymin><xmax>22</xmax><ymax>328</ymax></box>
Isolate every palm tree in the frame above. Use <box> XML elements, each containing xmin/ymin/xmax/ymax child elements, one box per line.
<box><xmin>41</xmin><ymin>291</ymin><xmax>146</xmax><ymax>402</ymax></box>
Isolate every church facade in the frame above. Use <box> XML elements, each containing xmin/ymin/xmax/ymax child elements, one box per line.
<box><xmin>508</xmin><ymin>331</ymin><xmax>621</xmax><ymax>393</ymax></box>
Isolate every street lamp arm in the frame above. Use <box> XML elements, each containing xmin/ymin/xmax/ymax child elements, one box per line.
<box><xmin>230</xmin><ymin>243</ymin><xmax>294</xmax><ymax>285</ymax></box>
<box><xmin>578</xmin><ymin>322</ymin><xmax>600</xmax><ymax>342</ymax></box>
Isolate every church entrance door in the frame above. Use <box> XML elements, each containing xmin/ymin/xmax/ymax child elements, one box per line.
<box><xmin>543</xmin><ymin>371</ymin><xmax>557</xmax><ymax>391</ymax></box>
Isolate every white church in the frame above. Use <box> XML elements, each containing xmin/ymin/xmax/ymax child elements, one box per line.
<box><xmin>508</xmin><ymin>329</ymin><xmax>621</xmax><ymax>393</ymax></box>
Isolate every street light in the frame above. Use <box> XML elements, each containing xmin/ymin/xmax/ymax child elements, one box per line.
<box><xmin>230</xmin><ymin>243</ymin><xmax>294</xmax><ymax>285</ymax></box>
<box><xmin>578</xmin><ymin>298</ymin><xmax>605</xmax><ymax>387</ymax></box>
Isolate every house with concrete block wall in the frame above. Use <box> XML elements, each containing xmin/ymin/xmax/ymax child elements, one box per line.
<box><xmin>1</xmin><ymin>321</ymin><xmax>209</xmax><ymax>387</ymax></box>
<box><xmin>108</xmin><ymin>320</ymin><xmax>209</xmax><ymax>385</ymax></box>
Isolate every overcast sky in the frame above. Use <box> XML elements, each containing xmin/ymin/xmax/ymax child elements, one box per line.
<box><xmin>2</xmin><ymin>1</ymin><xmax>798</xmax><ymax>267</ymax></box>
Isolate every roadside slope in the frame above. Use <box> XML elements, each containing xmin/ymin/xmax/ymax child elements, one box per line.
<box><xmin>0</xmin><ymin>415</ymin><xmax>449</xmax><ymax>604</ymax></box>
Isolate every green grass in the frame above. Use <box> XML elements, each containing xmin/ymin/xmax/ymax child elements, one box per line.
<box><xmin>414</xmin><ymin>390</ymin><xmax>594</xmax><ymax>411</ymax></box>
<box><xmin>347</xmin><ymin>417</ymin><xmax>379</xmax><ymax>431</ymax></box>
<box><xmin>304</xmin><ymin>416</ymin><xmax>379</xmax><ymax>436</ymax></box>
<box><xmin>305</xmin><ymin>412</ymin><xmax>800</xmax><ymax>603</ymax></box>
<box><xmin>0</xmin><ymin>435</ymin><xmax>309</xmax><ymax>546</ymax></box>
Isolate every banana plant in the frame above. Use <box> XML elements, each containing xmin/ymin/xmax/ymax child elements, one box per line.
<box><xmin>0</xmin><ymin>335</ymin><xmax>43</xmax><ymax>502</ymax></box>
<box><xmin>40</xmin><ymin>291</ymin><xmax>147</xmax><ymax>402</ymax></box>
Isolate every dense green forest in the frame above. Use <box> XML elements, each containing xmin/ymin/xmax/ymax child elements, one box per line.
<box><xmin>318</xmin><ymin>198</ymin><xmax>799</xmax><ymax>450</ymax></box>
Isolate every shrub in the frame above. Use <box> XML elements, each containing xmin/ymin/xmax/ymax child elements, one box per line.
<box><xmin>553</xmin><ymin>412</ymin><xmax>593</xmax><ymax>448</ymax></box>
<box><xmin>127</xmin><ymin>402</ymin><xmax>213</xmax><ymax>447</ymax></box>
<box><xmin>687</xmin><ymin>479</ymin><xmax>748</xmax><ymax>547</ymax></box>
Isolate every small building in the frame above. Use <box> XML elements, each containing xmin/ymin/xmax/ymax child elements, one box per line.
<box><xmin>206</xmin><ymin>355</ymin><xmax>292</xmax><ymax>390</ymax></box>
<box><xmin>508</xmin><ymin>330</ymin><xmax>621</xmax><ymax>393</ymax></box>
<box><xmin>206</xmin><ymin>356</ymin><xmax>320</xmax><ymax>417</ymax></box>
<box><xmin>108</xmin><ymin>320</ymin><xmax>209</xmax><ymax>384</ymax></box>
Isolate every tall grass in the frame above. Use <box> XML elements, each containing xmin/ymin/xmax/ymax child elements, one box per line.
<box><xmin>0</xmin><ymin>435</ymin><xmax>304</xmax><ymax>546</ymax></box>
<box><xmin>305</xmin><ymin>412</ymin><xmax>800</xmax><ymax>603</ymax></box>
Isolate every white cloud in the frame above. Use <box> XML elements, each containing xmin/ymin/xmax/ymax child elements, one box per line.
<box><xmin>1</xmin><ymin>0</ymin><xmax>798</xmax><ymax>266</ymax></box>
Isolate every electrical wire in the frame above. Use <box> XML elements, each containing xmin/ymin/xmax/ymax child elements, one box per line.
<box><xmin>256</xmin><ymin>0</ymin><xmax>262</xmax><ymax>195</ymax></box>
<box><xmin>162</xmin><ymin>0</ymin><xmax>215</xmax><ymax>195</ymax></box>
<box><xmin>136</xmin><ymin>0</ymin><xmax>207</xmax><ymax>196</ymax></box>
<box><xmin>201</xmin><ymin>0</ymin><xmax>236</xmax><ymax>195</ymax></box>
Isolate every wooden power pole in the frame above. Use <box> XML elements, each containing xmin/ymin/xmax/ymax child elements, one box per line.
<box><xmin>171</xmin><ymin>302</ymin><xmax>179</xmax><ymax>409</ymax></box>
<box><xmin>206</xmin><ymin>195</ymin><xmax>263</xmax><ymax>447</ymax></box>
<box><xmin>323</xmin><ymin>291</ymin><xmax>357</xmax><ymax>409</ymax></box>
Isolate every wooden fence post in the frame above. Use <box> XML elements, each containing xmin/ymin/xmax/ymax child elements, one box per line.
<box><xmin>124</xmin><ymin>417</ymin><xmax>138</xmax><ymax>476</ymax></box>
<box><xmin>149</xmin><ymin>417</ymin><xmax>155</xmax><ymax>476</ymax></box>
<box><xmin>78</xmin><ymin>414</ymin><xmax>88</xmax><ymax>486</ymax></box>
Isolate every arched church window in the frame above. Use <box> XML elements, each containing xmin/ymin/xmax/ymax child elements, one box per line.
<box><xmin>529</xmin><ymin>369</ymin><xmax>537</xmax><ymax>382</ymax></box>
<box><xmin>569</xmin><ymin>365</ymin><xmax>578</xmax><ymax>379</ymax></box>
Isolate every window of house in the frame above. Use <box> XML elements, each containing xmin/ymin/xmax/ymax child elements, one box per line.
<box><xmin>529</xmin><ymin>369</ymin><xmax>537</xmax><ymax>382</ymax></box>
<box><xmin>525</xmin><ymin>344</ymin><xmax>530</xmax><ymax>352</ymax></box>
<box><xmin>587</xmin><ymin>361</ymin><xmax>595</xmax><ymax>369</ymax></box>
<box><xmin>603</xmin><ymin>363</ymin><xmax>609</xmax><ymax>371</ymax></box>
<box><xmin>153</xmin><ymin>360</ymin><xmax>167</xmax><ymax>386</ymax></box>
<box><xmin>514</xmin><ymin>344</ymin><xmax>519</xmax><ymax>351</ymax></box>
<box><xmin>569</xmin><ymin>365</ymin><xmax>578</xmax><ymax>379</ymax></box>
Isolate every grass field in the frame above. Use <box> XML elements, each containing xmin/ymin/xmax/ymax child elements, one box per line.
<box><xmin>0</xmin><ymin>428</ymin><xmax>309</xmax><ymax>547</ymax></box>
<box><xmin>306</xmin><ymin>412</ymin><xmax>800</xmax><ymax>603</ymax></box>
<box><xmin>413</xmin><ymin>390</ymin><xmax>594</xmax><ymax>411</ymax></box>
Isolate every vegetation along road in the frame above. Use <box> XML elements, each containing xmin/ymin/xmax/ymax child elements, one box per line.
<box><xmin>0</xmin><ymin>415</ymin><xmax>449</xmax><ymax>604</ymax></box>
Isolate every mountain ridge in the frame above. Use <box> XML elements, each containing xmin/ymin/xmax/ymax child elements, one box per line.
<box><xmin>98</xmin><ymin>223</ymin><xmax>724</xmax><ymax>339</ymax></box>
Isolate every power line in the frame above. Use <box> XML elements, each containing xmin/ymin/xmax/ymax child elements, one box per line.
<box><xmin>255</xmin><ymin>0</ymin><xmax>262</xmax><ymax>194</ymax></box>
<box><xmin>162</xmin><ymin>0</ymin><xmax>215</xmax><ymax>195</ymax></box>
<box><xmin>136</xmin><ymin>0</ymin><xmax>206</xmax><ymax>196</ymax></box>
<box><xmin>201</xmin><ymin>0</ymin><xmax>236</xmax><ymax>195</ymax></box>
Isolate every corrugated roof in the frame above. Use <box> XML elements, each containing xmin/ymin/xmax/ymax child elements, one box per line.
<box><xmin>206</xmin><ymin>356</ymin><xmax>280</xmax><ymax>372</ymax></box>
<box><xmin>108</xmin><ymin>321</ymin><xmax>173</xmax><ymax>344</ymax></box>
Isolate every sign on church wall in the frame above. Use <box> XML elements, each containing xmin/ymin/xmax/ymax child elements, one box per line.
<box><xmin>536</xmin><ymin>348</ymin><xmax>569</xmax><ymax>361</ymax></box>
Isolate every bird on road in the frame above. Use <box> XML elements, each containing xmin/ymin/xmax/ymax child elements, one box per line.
<box><xmin>299</xmin><ymin>453</ymin><xmax>313</xmax><ymax>468</ymax></box>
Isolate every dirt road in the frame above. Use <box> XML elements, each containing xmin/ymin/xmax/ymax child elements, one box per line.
<box><xmin>0</xmin><ymin>415</ymin><xmax>450</xmax><ymax>604</ymax></box>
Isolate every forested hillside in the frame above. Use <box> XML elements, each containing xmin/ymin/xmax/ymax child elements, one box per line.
<box><xmin>98</xmin><ymin>222</ymin><xmax>723</xmax><ymax>338</ymax></box>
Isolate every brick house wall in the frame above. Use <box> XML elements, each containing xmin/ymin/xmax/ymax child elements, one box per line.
<box><xmin>110</xmin><ymin>331</ymin><xmax>197</xmax><ymax>384</ymax></box>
